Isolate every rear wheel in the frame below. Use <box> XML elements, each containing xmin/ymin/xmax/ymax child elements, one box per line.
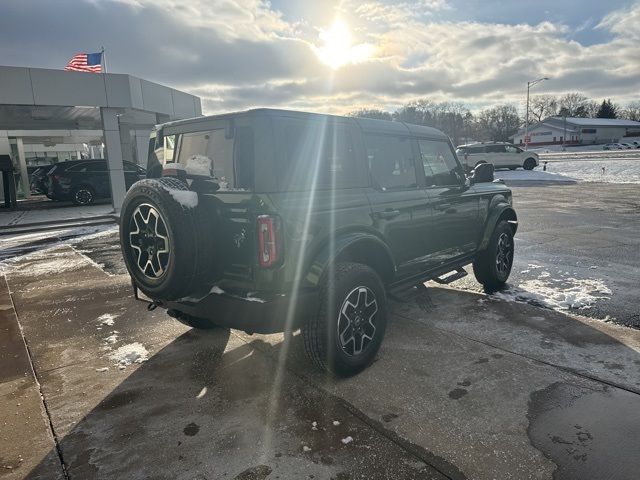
<box><xmin>473</xmin><ymin>220</ymin><xmax>514</xmax><ymax>292</ymax></box>
<box><xmin>302</xmin><ymin>262</ymin><xmax>387</xmax><ymax>377</ymax></box>
<box><xmin>72</xmin><ymin>185</ymin><xmax>95</xmax><ymax>205</ymax></box>
<box><xmin>523</xmin><ymin>158</ymin><xmax>536</xmax><ymax>170</ymax></box>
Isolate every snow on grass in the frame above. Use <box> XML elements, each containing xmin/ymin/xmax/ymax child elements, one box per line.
<box><xmin>109</xmin><ymin>342</ymin><xmax>149</xmax><ymax>369</ymax></box>
<box><xmin>542</xmin><ymin>159</ymin><xmax>640</xmax><ymax>184</ymax></box>
<box><xmin>494</xmin><ymin>271</ymin><xmax>612</xmax><ymax>312</ymax></box>
<box><xmin>341</xmin><ymin>436</ymin><xmax>354</xmax><ymax>445</ymax></box>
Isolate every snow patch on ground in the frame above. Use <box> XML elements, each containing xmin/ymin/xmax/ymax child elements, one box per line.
<box><xmin>103</xmin><ymin>333</ymin><xmax>119</xmax><ymax>345</ymax></box>
<box><xmin>98</xmin><ymin>313</ymin><xmax>118</xmax><ymax>326</ymax></box>
<box><xmin>496</xmin><ymin>169</ymin><xmax>577</xmax><ymax>183</ymax></box>
<box><xmin>109</xmin><ymin>343</ymin><xmax>149</xmax><ymax>369</ymax></box>
<box><xmin>494</xmin><ymin>272</ymin><xmax>612</xmax><ymax>311</ymax></box>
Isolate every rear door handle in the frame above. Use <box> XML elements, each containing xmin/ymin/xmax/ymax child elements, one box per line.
<box><xmin>374</xmin><ymin>209</ymin><xmax>401</xmax><ymax>219</ymax></box>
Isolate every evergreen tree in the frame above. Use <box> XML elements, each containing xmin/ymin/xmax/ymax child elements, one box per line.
<box><xmin>596</xmin><ymin>99</ymin><xmax>618</xmax><ymax>119</ymax></box>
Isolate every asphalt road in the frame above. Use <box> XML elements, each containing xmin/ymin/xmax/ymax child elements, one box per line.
<box><xmin>457</xmin><ymin>182</ymin><xmax>640</xmax><ymax>328</ymax></box>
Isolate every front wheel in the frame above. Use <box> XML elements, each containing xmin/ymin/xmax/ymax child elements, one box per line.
<box><xmin>302</xmin><ymin>262</ymin><xmax>388</xmax><ymax>377</ymax></box>
<box><xmin>473</xmin><ymin>220</ymin><xmax>514</xmax><ymax>292</ymax></box>
<box><xmin>523</xmin><ymin>158</ymin><xmax>536</xmax><ymax>170</ymax></box>
<box><xmin>72</xmin><ymin>185</ymin><xmax>95</xmax><ymax>205</ymax></box>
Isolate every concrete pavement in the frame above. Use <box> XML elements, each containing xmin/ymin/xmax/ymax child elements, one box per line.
<box><xmin>2</xmin><ymin>244</ymin><xmax>640</xmax><ymax>479</ymax></box>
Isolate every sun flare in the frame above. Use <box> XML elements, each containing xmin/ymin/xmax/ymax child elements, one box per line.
<box><xmin>315</xmin><ymin>20</ymin><xmax>374</xmax><ymax>69</ymax></box>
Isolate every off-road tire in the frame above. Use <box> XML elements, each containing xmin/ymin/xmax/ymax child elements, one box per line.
<box><xmin>71</xmin><ymin>185</ymin><xmax>95</xmax><ymax>205</ymax></box>
<box><xmin>120</xmin><ymin>177</ymin><xmax>219</xmax><ymax>301</ymax></box>
<box><xmin>302</xmin><ymin>262</ymin><xmax>387</xmax><ymax>377</ymax></box>
<box><xmin>473</xmin><ymin>220</ymin><xmax>514</xmax><ymax>292</ymax></box>
<box><xmin>523</xmin><ymin>158</ymin><xmax>536</xmax><ymax>170</ymax></box>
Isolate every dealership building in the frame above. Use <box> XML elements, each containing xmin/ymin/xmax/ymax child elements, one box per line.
<box><xmin>0</xmin><ymin>65</ymin><xmax>201</xmax><ymax>211</ymax></box>
<box><xmin>512</xmin><ymin>117</ymin><xmax>640</xmax><ymax>147</ymax></box>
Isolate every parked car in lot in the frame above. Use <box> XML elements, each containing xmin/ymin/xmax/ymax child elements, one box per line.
<box><xmin>47</xmin><ymin>159</ymin><xmax>146</xmax><ymax>205</ymax></box>
<box><xmin>618</xmin><ymin>142</ymin><xmax>634</xmax><ymax>149</ymax></box>
<box><xmin>603</xmin><ymin>143</ymin><xmax>624</xmax><ymax>150</ymax></box>
<box><xmin>119</xmin><ymin>109</ymin><xmax>518</xmax><ymax>376</ymax></box>
<box><xmin>29</xmin><ymin>166</ymin><xmax>50</xmax><ymax>195</ymax></box>
<box><xmin>455</xmin><ymin>142</ymin><xmax>539</xmax><ymax>171</ymax></box>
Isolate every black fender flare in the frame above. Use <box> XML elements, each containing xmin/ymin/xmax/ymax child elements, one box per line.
<box><xmin>479</xmin><ymin>199</ymin><xmax>517</xmax><ymax>251</ymax></box>
<box><xmin>304</xmin><ymin>232</ymin><xmax>396</xmax><ymax>288</ymax></box>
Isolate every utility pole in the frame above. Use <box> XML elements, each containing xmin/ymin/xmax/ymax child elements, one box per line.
<box><xmin>525</xmin><ymin>77</ymin><xmax>549</xmax><ymax>151</ymax></box>
<box><xmin>563</xmin><ymin>115</ymin><xmax>567</xmax><ymax>151</ymax></box>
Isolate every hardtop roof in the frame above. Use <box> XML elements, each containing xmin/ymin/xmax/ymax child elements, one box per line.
<box><xmin>160</xmin><ymin>108</ymin><xmax>449</xmax><ymax>140</ymax></box>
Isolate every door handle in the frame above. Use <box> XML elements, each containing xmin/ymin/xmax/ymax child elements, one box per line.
<box><xmin>374</xmin><ymin>209</ymin><xmax>401</xmax><ymax>219</ymax></box>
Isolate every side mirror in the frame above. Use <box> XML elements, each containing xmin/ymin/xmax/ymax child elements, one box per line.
<box><xmin>470</xmin><ymin>163</ymin><xmax>494</xmax><ymax>184</ymax></box>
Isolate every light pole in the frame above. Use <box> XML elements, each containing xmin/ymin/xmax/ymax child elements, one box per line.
<box><xmin>525</xmin><ymin>77</ymin><xmax>549</xmax><ymax>151</ymax></box>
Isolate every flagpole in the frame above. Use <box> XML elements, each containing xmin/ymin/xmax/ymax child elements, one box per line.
<box><xmin>101</xmin><ymin>46</ymin><xmax>107</xmax><ymax>73</ymax></box>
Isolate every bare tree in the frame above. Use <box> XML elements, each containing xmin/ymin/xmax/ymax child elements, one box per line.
<box><xmin>475</xmin><ymin>105</ymin><xmax>521</xmax><ymax>142</ymax></box>
<box><xmin>622</xmin><ymin>101</ymin><xmax>640</xmax><ymax>121</ymax></box>
<box><xmin>392</xmin><ymin>100</ymin><xmax>472</xmax><ymax>145</ymax></box>
<box><xmin>557</xmin><ymin>93</ymin><xmax>592</xmax><ymax>117</ymax></box>
<box><xmin>348</xmin><ymin>108</ymin><xmax>392</xmax><ymax>121</ymax></box>
<box><xmin>529</xmin><ymin>95</ymin><xmax>558</xmax><ymax>123</ymax></box>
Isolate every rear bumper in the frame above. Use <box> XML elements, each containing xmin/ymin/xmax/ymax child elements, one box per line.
<box><xmin>160</xmin><ymin>287</ymin><xmax>319</xmax><ymax>334</ymax></box>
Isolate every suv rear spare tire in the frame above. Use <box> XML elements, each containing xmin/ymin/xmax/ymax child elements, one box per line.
<box><xmin>302</xmin><ymin>262</ymin><xmax>388</xmax><ymax>377</ymax></box>
<box><xmin>120</xmin><ymin>178</ymin><xmax>217</xmax><ymax>301</ymax></box>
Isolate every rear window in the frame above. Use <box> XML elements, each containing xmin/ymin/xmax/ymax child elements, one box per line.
<box><xmin>276</xmin><ymin>119</ymin><xmax>366</xmax><ymax>191</ymax></box>
<box><xmin>174</xmin><ymin>127</ymin><xmax>254</xmax><ymax>190</ymax></box>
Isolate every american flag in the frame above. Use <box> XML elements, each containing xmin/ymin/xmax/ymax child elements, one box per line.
<box><xmin>64</xmin><ymin>52</ymin><xmax>103</xmax><ymax>73</ymax></box>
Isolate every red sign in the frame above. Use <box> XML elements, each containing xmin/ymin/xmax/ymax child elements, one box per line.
<box><xmin>524</xmin><ymin>135</ymin><xmax>531</xmax><ymax>143</ymax></box>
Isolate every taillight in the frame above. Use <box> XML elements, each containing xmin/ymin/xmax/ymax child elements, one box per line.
<box><xmin>257</xmin><ymin>215</ymin><xmax>282</xmax><ymax>268</ymax></box>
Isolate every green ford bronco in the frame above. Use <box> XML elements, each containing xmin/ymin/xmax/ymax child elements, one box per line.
<box><xmin>119</xmin><ymin>109</ymin><xmax>517</xmax><ymax>376</ymax></box>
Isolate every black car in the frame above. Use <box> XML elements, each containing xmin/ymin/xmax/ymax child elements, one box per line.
<box><xmin>29</xmin><ymin>166</ymin><xmax>51</xmax><ymax>195</ymax></box>
<box><xmin>120</xmin><ymin>108</ymin><xmax>517</xmax><ymax>376</ymax></box>
<box><xmin>47</xmin><ymin>159</ymin><xmax>146</xmax><ymax>205</ymax></box>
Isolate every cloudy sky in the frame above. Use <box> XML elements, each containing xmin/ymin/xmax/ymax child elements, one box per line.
<box><xmin>1</xmin><ymin>0</ymin><xmax>639</xmax><ymax>115</ymax></box>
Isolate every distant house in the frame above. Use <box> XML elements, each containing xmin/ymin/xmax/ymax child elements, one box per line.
<box><xmin>512</xmin><ymin>117</ymin><xmax>640</xmax><ymax>147</ymax></box>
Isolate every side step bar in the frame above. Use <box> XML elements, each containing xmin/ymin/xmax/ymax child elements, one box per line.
<box><xmin>432</xmin><ymin>267</ymin><xmax>468</xmax><ymax>285</ymax></box>
<box><xmin>388</xmin><ymin>267</ymin><xmax>468</xmax><ymax>302</ymax></box>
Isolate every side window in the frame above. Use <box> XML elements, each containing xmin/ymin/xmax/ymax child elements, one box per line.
<box><xmin>468</xmin><ymin>146</ymin><xmax>485</xmax><ymax>154</ymax></box>
<box><xmin>504</xmin><ymin>145</ymin><xmax>519</xmax><ymax>153</ymax></box>
<box><xmin>365</xmin><ymin>134</ymin><xmax>416</xmax><ymax>190</ymax></box>
<box><xmin>66</xmin><ymin>163</ymin><xmax>86</xmax><ymax>172</ymax></box>
<box><xmin>418</xmin><ymin>139</ymin><xmax>461</xmax><ymax>187</ymax></box>
<box><xmin>84</xmin><ymin>161</ymin><xmax>108</xmax><ymax>172</ymax></box>
<box><xmin>278</xmin><ymin>120</ymin><xmax>364</xmax><ymax>191</ymax></box>
<box><xmin>486</xmin><ymin>145</ymin><xmax>506</xmax><ymax>153</ymax></box>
